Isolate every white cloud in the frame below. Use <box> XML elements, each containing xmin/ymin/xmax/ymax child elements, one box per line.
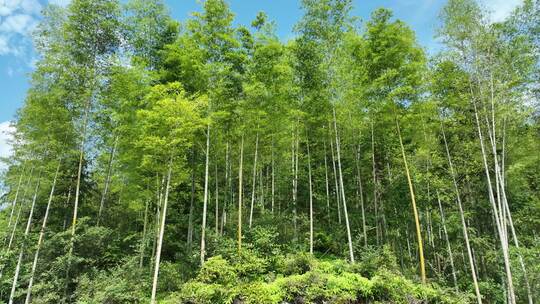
<box><xmin>0</xmin><ymin>0</ymin><xmax>41</xmax><ymax>58</ymax></box>
<box><xmin>480</xmin><ymin>0</ymin><xmax>523</xmax><ymax>22</ymax></box>
<box><xmin>0</xmin><ymin>13</ymin><xmax>37</xmax><ymax>34</ymax></box>
<box><xmin>48</xmin><ymin>0</ymin><xmax>70</xmax><ymax>7</ymax></box>
<box><xmin>0</xmin><ymin>0</ymin><xmax>41</xmax><ymax>17</ymax></box>
<box><xmin>0</xmin><ymin>34</ymin><xmax>9</xmax><ymax>53</ymax></box>
<box><xmin>0</xmin><ymin>121</ymin><xmax>15</xmax><ymax>171</ymax></box>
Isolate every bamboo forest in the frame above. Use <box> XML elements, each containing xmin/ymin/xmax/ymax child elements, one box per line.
<box><xmin>0</xmin><ymin>0</ymin><xmax>538</xmax><ymax>303</ymax></box>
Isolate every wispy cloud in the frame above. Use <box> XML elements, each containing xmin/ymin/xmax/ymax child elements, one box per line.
<box><xmin>0</xmin><ymin>0</ymin><xmax>40</xmax><ymax>16</ymax></box>
<box><xmin>480</xmin><ymin>0</ymin><xmax>523</xmax><ymax>22</ymax></box>
<box><xmin>0</xmin><ymin>120</ymin><xmax>15</xmax><ymax>172</ymax></box>
<box><xmin>48</xmin><ymin>0</ymin><xmax>70</xmax><ymax>7</ymax></box>
<box><xmin>0</xmin><ymin>13</ymin><xmax>38</xmax><ymax>34</ymax></box>
<box><xmin>0</xmin><ymin>0</ymin><xmax>42</xmax><ymax>58</ymax></box>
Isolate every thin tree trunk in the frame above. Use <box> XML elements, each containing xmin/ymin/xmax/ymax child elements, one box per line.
<box><xmin>333</xmin><ymin>107</ymin><xmax>354</xmax><ymax>263</ymax></box>
<box><xmin>139</xmin><ymin>194</ymin><xmax>150</xmax><ymax>268</ymax></box>
<box><xmin>290</xmin><ymin>131</ymin><xmax>294</xmax><ymax>217</ymax></box>
<box><xmin>187</xmin><ymin>152</ymin><xmax>196</xmax><ymax>251</ymax></box>
<box><xmin>151</xmin><ymin>174</ymin><xmax>164</xmax><ymax>270</ymax></box>
<box><xmin>371</xmin><ymin>120</ymin><xmax>380</xmax><ymax>246</ymax></box>
<box><xmin>150</xmin><ymin>159</ymin><xmax>173</xmax><ymax>304</ymax></box>
<box><xmin>260</xmin><ymin>167</ymin><xmax>265</xmax><ymax>212</ymax></box>
<box><xmin>71</xmin><ymin>99</ymin><xmax>91</xmax><ymax>238</ymax></box>
<box><xmin>25</xmin><ymin>161</ymin><xmax>61</xmax><ymax>304</ymax></box>
<box><xmin>441</xmin><ymin>121</ymin><xmax>482</xmax><ymax>302</ymax></box>
<box><xmin>436</xmin><ymin>191</ymin><xmax>458</xmax><ymax>291</ymax></box>
<box><xmin>502</xmin><ymin>186</ymin><xmax>533</xmax><ymax>304</ymax></box>
<box><xmin>215</xmin><ymin>162</ymin><xmax>219</xmax><ymax>236</ymax></box>
<box><xmin>486</xmin><ymin>93</ymin><xmax>531</xmax><ymax>304</ymax></box>
<box><xmin>5</xmin><ymin>165</ymin><xmax>27</xmax><ymax>241</ymax></box>
<box><xmin>62</xmin><ymin>185</ymin><xmax>72</xmax><ymax>231</ymax></box>
<box><xmin>63</xmin><ymin>102</ymin><xmax>92</xmax><ymax>299</ymax></box>
<box><xmin>355</xmin><ymin>140</ymin><xmax>367</xmax><ymax>248</ymax></box>
<box><xmin>9</xmin><ymin>171</ymin><xmax>42</xmax><ymax>304</ymax></box>
<box><xmin>406</xmin><ymin>228</ymin><xmax>412</xmax><ymax>261</ymax></box>
<box><xmin>468</xmin><ymin>69</ymin><xmax>515</xmax><ymax>302</ymax></box>
<box><xmin>238</xmin><ymin>133</ymin><xmax>244</xmax><ymax>253</ymax></box>
<box><xmin>249</xmin><ymin>131</ymin><xmax>259</xmax><ymax>228</ymax></box>
<box><xmin>427</xmin><ymin>209</ymin><xmax>434</xmax><ymax>248</ymax></box>
<box><xmin>97</xmin><ymin>135</ymin><xmax>118</xmax><ymax>226</ymax></box>
<box><xmin>323</xmin><ymin>138</ymin><xmax>330</xmax><ymax>221</ymax></box>
<box><xmin>329</xmin><ymin>124</ymin><xmax>341</xmax><ymax>224</ymax></box>
<box><xmin>501</xmin><ymin>119</ymin><xmax>531</xmax><ymax>300</ymax></box>
<box><xmin>307</xmin><ymin>136</ymin><xmax>314</xmax><ymax>255</ymax></box>
<box><xmin>200</xmin><ymin>125</ymin><xmax>211</xmax><ymax>265</ymax></box>
<box><xmin>221</xmin><ymin>141</ymin><xmax>230</xmax><ymax>235</ymax></box>
<box><xmin>472</xmin><ymin>98</ymin><xmax>515</xmax><ymax>303</ymax></box>
<box><xmin>293</xmin><ymin>124</ymin><xmax>299</xmax><ymax>242</ymax></box>
<box><xmin>0</xmin><ymin>168</ymin><xmax>32</xmax><ymax>280</ymax></box>
<box><xmin>498</xmin><ymin>119</ymin><xmax>532</xmax><ymax>304</ymax></box>
<box><xmin>395</xmin><ymin>117</ymin><xmax>425</xmax><ymax>283</ymax></box>
<box><xmin>7</xmin><ymin>168</ymin><xmax>35</xmax><ymax>251</ymax></box>
<box><xmin>271</xmin><ymin>138</ymin><xmax>275</xmax><ymax>215</ymax></box>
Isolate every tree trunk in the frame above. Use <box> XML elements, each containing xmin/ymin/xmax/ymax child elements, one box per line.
<box><xmin>221</xmin><ymin>141</ymin><xmax>230</xmax><ymax>235</ymax></box>
<box><xmin>329</xmin><ymin>125</ymin><xmax>341</xmax><ymax>224</ymax></box>
<box><xmin>151</xmin><ymin>174</ymin><xmax>164</xmax><ymax>271</ymax></box>
<box><xmin>307</xmin><ymin>136</ymin><xmax>314</xmax><ymax>255</ymax></box>
<box><xmin>25</xmin><ymin>162</ymin><xmax>61</xmax><ymax>304</ymax></box>
<box><xmin>441</xmin><ymin>121</ymin><xmax>482</xmax><ymax>302</ymax></box>
<box><xmin>271</xmin><ymin>137</ymin><xmax>275</xmax><ymax>215</ymax></box>
<box><xmin>260</xmin><ymin>167</ymin><xmax>265</xmax><ymax>212</ymax></box>
<box><xmin>71</xmin><ymin>99</ymin><xmax>91</xmax><ymax>238</ymax></box>
<box><xmin>62</xmin><ymin>185</ymin><xmax>72</xmax><ymax>231</ymax></box>
<box><xmin>486</xmin><ymin>92</ymin><xmax>532</xmax><ymax>304</ymax></box>
<box><xmin>355</xmin><ymin>140</ymin><xmax>367</xmax><ymax>248</ymax></box>
<box><xmin>200</xmin><ymin>125</ymin><xmax>211</xmax><ymax>265</ymax></box>
<box><xmin>215</xmin><ymin>162</ymin><xmax>219</xmax><ymax>236</ymax></box>
<box><xmin>139</xmin><ymin>193</ymin><xmax>150</xmax><ymax>269</ymax></box>
<box><xmin>7</xmin><ymin>168</ymin><xmax>34</xmax><ymax>251</ymax></box>
<box><xmin>371</xmin><ymin>120</ymin><xmax>380</xmax><ymax>246</ymax></box>
<box><xmin>292</xmin><ymin>124</ymin><xmax>299</xmax><ymax>242</ymax></box>
<box><xmin>97</xmin><ymin>135</ymin><xmax>118</xmax><ymax>226</ymax></box>
<box><xmin>5</xmin><ymin>165</ymin><xmax>27</xmax><ymax>242</ymax></box>
<box><xmin>9</xmin><ymin>171</ymin><xmax>42</xmax><ymax>304</ymax></box>
<box><xmin>333</xmin><ymin>107</ymin><xmax>354</xmax><ymax>263</ymax></box>
<box><xmin>406</xmin><ymin>228</ymin><xmax>412</xmax><ymax>261</ymax></box>
<box><xmin>187</xmin><ymin>152</ymin><xmax>196</xmax><ymax>251</ymax></box>
<box><xmin>238</xmin><ymin>133</ymin><xmax>244</xmax><ymax>253</ymax></box>
<box><xmin>0</xmin><ymin>168</ymin><xmax>31</xmax><ymax>280</ymax></box>
<box><xmin>249</xmin><ymin>131</ymin><xmax>259</xmax><ymax>228</ymax></box>
<box><xmin>323</xmin><ymin>138</ymin><xmax>330</xmax><ymax>221</ymax></box>
<box><xmin>395</xmin><ymin>117</ymin><xmax>425</xmax><ymax>283</ymax></box>
<box><xmin>7</xmin><ymin>194</ymin><xmax>24</xmax><ymax>253</ymax></box>
<box><xmin>471</xmin><ymin>98</ymin><xmax>515</xmax><ymax>303</ymax></box>
<box><xmin>436</xmin><ymin>191</ymin><xmax>458</xmax><ymax>291</ymax></box>
<box><xmin>150</xmin><ymin>159</ymin><xmax>173</xmax><ymax>304</ymax></box>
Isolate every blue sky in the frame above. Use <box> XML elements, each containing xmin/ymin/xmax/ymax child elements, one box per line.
<box><xmin>0</xmin><ymin>0</ymin><xmax>524</xmax><ymax>162</ymax></box>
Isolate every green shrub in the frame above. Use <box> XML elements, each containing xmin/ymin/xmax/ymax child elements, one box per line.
<box><xmin>165</xmin><ymin>282</ymin><xmax>233</xmax><ymax>304</ymax></box>
<box><xmin>276</xmin><ymin>252</ymin><xmax>315</xmax><ymax>275</ymax></box>
<box><xmin>245</xmin><ymin>226</ymin><xmax>281</xmax><ymax>256</ymax></box>
<box><xmin>163</xmin><ymin>254</ymin><xmax>468</xmax><ymax>304</ymax></box>
<box><xmin>351</xmin><ymin>245</ymin><xmax>399</xmax><ymax>278</ymax></box>
<box><xmin>75</xmin><ymin>258</ymin><xmax>149</xmax><ymax>304</ymax></box>
<box><xmin>234</xmin><ymin>282</ymin><xmax>282</xmax><ymax>304</ymax></box>
<box><xmin>230</xmin><ymin>249</ymin><xmax>269</xmax><ymax>280</ymax></box>
<box><xmin>196</xmin><ymin>255</ymin><xmax>237</xmax><ymax>285</ymax></box>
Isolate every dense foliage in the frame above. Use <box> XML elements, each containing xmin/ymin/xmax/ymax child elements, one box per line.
<box><xmin>0</xmin><ymin>0</ymin><xmax>539</xmax><ymax>303</ymax></box>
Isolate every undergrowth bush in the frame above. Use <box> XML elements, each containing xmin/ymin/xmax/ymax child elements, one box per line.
<box><xmin>165</xmin><ymin>253</ymin><xmax>469</xmax><ymax>304</ymax></box>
